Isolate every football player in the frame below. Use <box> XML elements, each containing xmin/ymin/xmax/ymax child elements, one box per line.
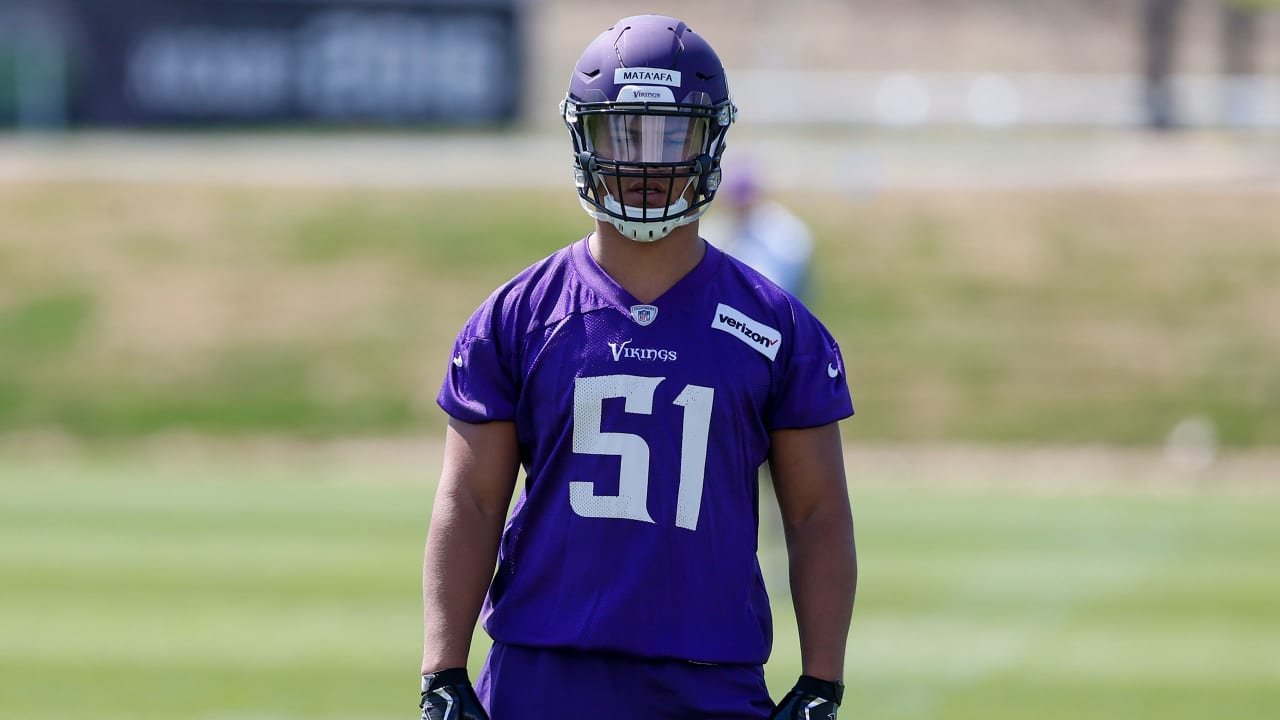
<box><xmin>421</xmin><ymin>14</ymin><xmax>856</xmax><ymax>719</ymax></box>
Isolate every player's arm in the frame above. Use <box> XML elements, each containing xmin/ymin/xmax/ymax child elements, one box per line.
<box><xmin>421</xmin><ymin>417</ymin><xmax>518</xmax><ymax>673</ymax></box>
<box><xmin>767</xmin><ymin>421</ymin><xmax>856</xmax><ymax>711</ymax></box>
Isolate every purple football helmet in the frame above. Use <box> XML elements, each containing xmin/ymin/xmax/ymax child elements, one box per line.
<box><xmin>562</xmin><ymin>15</ymin><xmax>736</xmax><ymax>242</ymax></box>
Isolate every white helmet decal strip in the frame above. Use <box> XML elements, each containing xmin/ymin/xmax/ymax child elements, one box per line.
<box><xmin>614</xmin><ymin>67</ymin><xmax>682</xmax><ymax>87</ymax></box>
<box><xmin>617</xmin><ymin>85</ymin><xmax>675</xmax><ymax>103</ymax></box>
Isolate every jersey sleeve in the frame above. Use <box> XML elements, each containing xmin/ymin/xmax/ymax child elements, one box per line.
<box><xmin>437</xmin><ymin>294</ymin><xmax>519</xmax><ymax>423</ymax></box>
<box><xmin>766</xmin><ymin>305</ymin><xmax>855</xmax><ymax>430</ymax></box>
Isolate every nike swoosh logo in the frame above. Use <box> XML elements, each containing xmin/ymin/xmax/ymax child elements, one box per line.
<box><xmin>827</xmin><ymin>362</ymin><xmax>839</xmax><ymax>378</ymax></box>
<box><xmin>452</xmin><ymin>355</ymin><xmax>464</xmax><ymax>368</ymax></box>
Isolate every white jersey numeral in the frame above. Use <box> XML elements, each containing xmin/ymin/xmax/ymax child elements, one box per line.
<box><xmin>672</xmin><ymin>384</ymin><xmax>714</xmax><ymax>530</ymax></box>
<box><xmin>570</xmin><ymin>374</ymin><xmax>714</xmax><ymax>530</ymax></box>
<box><xmin>571</xmin><ymin>374</ymin><xmax>663</xmax><ymax>523</ymax></box>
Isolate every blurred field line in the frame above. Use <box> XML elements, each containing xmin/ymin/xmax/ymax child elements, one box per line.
<box><xmin>1</xmin><ymin>129</ymin><xmax>1279</xmax><ymax>192</ymax></box>
<box><xmin>1</xmin><ymin>434</ymin><xmax>1275</xmax><ymax>492</ymax></box>
<box><xmin>842</xmin><ymin>443</ymin><xmax>1280</xmax><ymax>492</ymax></box>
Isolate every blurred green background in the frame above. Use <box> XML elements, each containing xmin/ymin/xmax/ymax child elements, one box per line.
<box><xmin>0</xmin><ymin>183</ymin><xmax>1277</xmax><ymax>445</ymax></box>
<box><xmin>2</xmin><ymin>0</ymin><xmax>1279</xmax><ymax>718</ymax></box>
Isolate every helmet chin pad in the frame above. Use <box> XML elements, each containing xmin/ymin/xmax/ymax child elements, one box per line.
<box><xmin>584</xmin><ymin>192</ymin><xmax>702</xmax><ymax>243</ymax></box>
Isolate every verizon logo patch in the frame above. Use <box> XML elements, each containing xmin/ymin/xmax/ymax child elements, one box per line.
<box><xmin>711</xmin><ymin>303</ymin><xmax>781</xmax><ymax>360</ymax></box>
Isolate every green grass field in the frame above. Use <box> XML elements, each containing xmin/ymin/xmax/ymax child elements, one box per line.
<box><xmin>2</xmin><ymin>452</ymin><xmax>1277</xmax><ymax>719</ymax></box>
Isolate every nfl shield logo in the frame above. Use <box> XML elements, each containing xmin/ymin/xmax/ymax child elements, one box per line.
<box><xmin>629</xmin><ymin>304</ymin><xmax>659</xmax><ymax>326</ymax></box>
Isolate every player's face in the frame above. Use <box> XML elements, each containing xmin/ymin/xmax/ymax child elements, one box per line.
<box><xmin>586</xmin><ymin>113</ymin><xmax>707</xmax><ymax>209</ymax></box>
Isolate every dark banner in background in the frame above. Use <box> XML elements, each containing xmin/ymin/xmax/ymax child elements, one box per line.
<box><xmin>2</xmin><ymin>0</ymin><xmax>524</xmax><ymax>127</ymax></box>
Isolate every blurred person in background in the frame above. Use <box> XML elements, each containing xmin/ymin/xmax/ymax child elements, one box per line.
<box><xmin>703</xmin><ymin>161</ymin><xmax>816</xmax><ymax>305</ymax></box>
<box><xmin>420</xmin><ymin>13</ymin><xmax>855</xmax><ymax>720</ymax></box>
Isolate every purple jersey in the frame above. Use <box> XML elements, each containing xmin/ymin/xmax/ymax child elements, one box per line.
<box><xmin>438</xmin><ymin>238</ymin><xmax>853</xmax><ymax>665</ymax></box>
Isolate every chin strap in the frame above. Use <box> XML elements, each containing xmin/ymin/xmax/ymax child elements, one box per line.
<box><xmin>587</xmin><ymin>179</ymin><xmax>704</xmax><ymax>242</ymax></box>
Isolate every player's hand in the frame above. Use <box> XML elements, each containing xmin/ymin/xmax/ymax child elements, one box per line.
<box><xmin>769</xmin><ymin>674</ymin><xmax>844</xmax><ymax>720</ymax></box>
<box><xmin>420</xmin><ymin>668</ymin><xmax>490</xmax><ymax>720</ymax></box>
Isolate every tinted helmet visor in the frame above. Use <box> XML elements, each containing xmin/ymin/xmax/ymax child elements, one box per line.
<box><xmin>584</xmin><ymin>113</ymin><xmax>709</xmax><ymax>165</ymax></box>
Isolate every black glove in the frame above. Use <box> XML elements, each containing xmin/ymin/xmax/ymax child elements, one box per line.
<box><xmin>420</xmin><ymin>668</ymin><xmax>490</xmax><ymax>720</ymax></box>
<box><xmin>770</xmin><ymin>674</ymin><xmax>845</xmax><ymax>720</ymax></box>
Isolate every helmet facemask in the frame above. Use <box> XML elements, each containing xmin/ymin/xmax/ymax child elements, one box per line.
<box><xmin>564</xmin><ymin>88</ymin><xmax>734</xmax><ymax>242</ymax></box>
